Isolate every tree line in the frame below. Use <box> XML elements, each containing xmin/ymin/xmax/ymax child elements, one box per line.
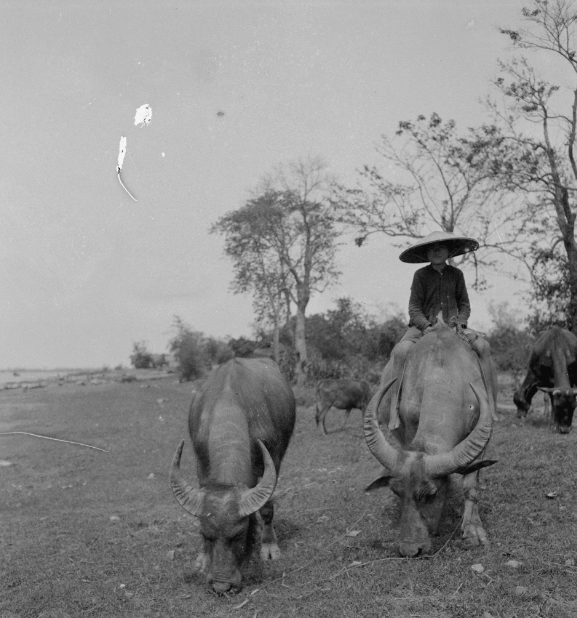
<box><xmin>131</xmin><ymin>301</ymin><xmax>533</xmax><ymax>388</ymax></box>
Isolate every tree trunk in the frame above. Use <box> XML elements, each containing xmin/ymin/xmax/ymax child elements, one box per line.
<box><xmin>272</xmin><ymin>324</ymin><xmax>280</xmax><ymax>364</ymax></box>
<box><xmin>294</xmin><ymin>304</ymin><xmax>308</xmax><ymax>388</ymax></box>
<box><xmin>565</xmin><ymin>242</ymin><xmax>577</xmax><ymax>332</ymax></box>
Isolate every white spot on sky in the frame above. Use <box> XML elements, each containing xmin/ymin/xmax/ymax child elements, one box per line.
<box><xmin>117</xmin><ymin>136</ymin><xmax>127</xmax><ymax>172</ymax></box>
<box><xmin>466</xmin><ymin>19</ymin><xmax>475</xmax><ymax>29</ymax></box>
<box><xmin>134</xmin><ymin>104</ymin><xmax>152</xmax><ymax>127</ymax></box>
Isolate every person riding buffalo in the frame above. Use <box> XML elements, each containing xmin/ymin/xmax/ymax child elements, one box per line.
<box><xmin>388</xmin><ymin>230</ymin><xmax>496</xmax><ymax>429</ymax></box>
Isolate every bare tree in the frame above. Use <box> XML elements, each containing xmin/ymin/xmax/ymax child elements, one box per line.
<box><xmin>212</xmin><ymin>157</ymin><xmax>341</xmax><ymax>386</ymax></box>
<box><xmin>491</xmin><ymin>0</ymin><xmax>577</xmax><ymax>329</ymax></box>
<box><xmin>333</xmin><ymin>113</ymin><xmax>521</xmax><ymax>287</ymax></box>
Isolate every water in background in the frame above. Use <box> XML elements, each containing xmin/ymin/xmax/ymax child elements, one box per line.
<box><xmin>0</xmin><ymin>370</ymin><xmax>84</xmax><ymax>386</ymax></box>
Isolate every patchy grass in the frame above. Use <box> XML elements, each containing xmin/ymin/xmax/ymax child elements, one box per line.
<box><xmin>1</xmin><ymin>375</ymin><xmax>576</xmax><ymax>618</ymax></box>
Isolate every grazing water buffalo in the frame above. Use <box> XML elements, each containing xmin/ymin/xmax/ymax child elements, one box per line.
<box><xmin>170</xmin><ymin>358</ymin><xmax>295</xmax><ymax>593</ymax></box>
<box><xmin>315</xmin><ymin>378</ymin><xmax>372</xmax><ymax>434</ymax></box>
<box><xmin>364</xmin><ymin>323</ymin><xmax>496</xmax><ymax>557</ymax></box>
<box><xmin>514</xmin><ymin>327</ymin><xmax>577</xmax><ymax>433</ymax></box>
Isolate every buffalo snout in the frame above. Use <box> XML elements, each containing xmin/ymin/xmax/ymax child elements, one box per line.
<box><xmin>207</xmin><ymin>570</ymin><xmax>242</xmax><ymax>595</ymax></box>
<box><xmin>398</xmin><ymin>539</ymin><xmax>431</xmax><ymax>557</ymax></box>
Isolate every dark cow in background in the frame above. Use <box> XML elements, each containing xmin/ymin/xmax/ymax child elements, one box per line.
<box><xmin>170</xmin><ymin>358</ymin><xmax>295</xmax><ymax>593</ymax></box>
<box><xmin>514</xmin><ymin>326</ymin><xmax>577</xmax><ymax>433</ymax></box>
<box><xmin>315</xmin><ymin>378</ymin><xmax>372</xmax><ymax>434</ymax></box>
<box><xmin>364</xmin><ymin>323</ymin><xmax>496</xmax><ymax>557</ymax></box>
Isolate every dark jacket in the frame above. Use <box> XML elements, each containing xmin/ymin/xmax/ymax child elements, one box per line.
<box><xmin>408</xmin><ymin>264</ymin><xmax>471</xmax><ymax>331</ymax></box>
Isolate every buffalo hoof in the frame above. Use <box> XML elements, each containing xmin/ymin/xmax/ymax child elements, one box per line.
<box><xmin>195</xmin><ymin>552</ymin><xmax>209</xmax><ymax>573</ymax></box>
<box><xmin>260</xmin><ymin>542</ymin><xmax>281</xmax><ymax>561</ymax></box>
<box><xmin>557</xmin><ymin>426</ymin><xmax>572</xmax><ymax>434</ymax></box>
<box><xmin>461</xmin><ymin>523</ymin><xmax>489</xmax><ymax>547</ymax></box>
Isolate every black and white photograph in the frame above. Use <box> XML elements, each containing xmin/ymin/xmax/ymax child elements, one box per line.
<box><xmin>2</xmin><ymin>1</ymin><xmax>576</xmax><ymax>616</ymax></box>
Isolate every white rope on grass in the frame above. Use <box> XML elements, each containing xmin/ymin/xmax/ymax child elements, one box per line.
<box><xmin>0</xmin><ymin>432</ymin><xmax>108</xmax><ymax>452</ymax></box>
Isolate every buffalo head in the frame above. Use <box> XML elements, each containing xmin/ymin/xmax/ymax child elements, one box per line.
<box><xmin>170</xmin><ymin>439</ymin><xmax>277</xmax><ymax>593</ymax></box>
<box><xmin>537</xmin><ymin>386</ymin><xmax>577</xmax><ymax>433</ymax></box>
<box><xmin>364</xmin><ymin>379</ymin><xmax>495</xmax><ymax>557</ymax></box>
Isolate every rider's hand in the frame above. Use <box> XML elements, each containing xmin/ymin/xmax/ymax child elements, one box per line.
<box><xmin>423</xmin><ymin>325</ymin><xmax>434</xmax><ymax>334</ymax></box>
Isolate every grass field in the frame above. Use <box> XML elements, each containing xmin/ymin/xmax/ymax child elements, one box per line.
<box><xmin>1</xmin><ymin>373</ymin><xmax>577</xmax><ymax>618</ymax></box>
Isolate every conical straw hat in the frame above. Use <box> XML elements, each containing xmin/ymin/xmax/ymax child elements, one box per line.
<box><xmin>399</xmin><ymin>231</ymin><xmax>479</xmax><ymax>264</ymax></box>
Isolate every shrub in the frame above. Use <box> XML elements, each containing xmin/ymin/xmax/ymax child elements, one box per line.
<box><xmin>486</xmin><ymin>301</ymin><xmax>533</xmax><ymax>384</ymax></box>
<box><xmin>130</xmin><ymin>341</ymin><xmax>154</xmax><ymax>369</ymax></box>
<box><xmin>167</xmin><ymin>316</ymin><xmax>235</xmax><ymax>382</ymax></box>
<box><xmin>228</xmin><ymin>336</ymin><xmax>260</xmax><ymax>358</ymax></box>
<box><xmin>204</xmin><ymin>337</ymin><xmax>235</xmax><ymax>365</ymax></box>
<box><xmin>168</xmin><ymin>318</ymin><xmax>207</xmax><ymax>382</ymax></box>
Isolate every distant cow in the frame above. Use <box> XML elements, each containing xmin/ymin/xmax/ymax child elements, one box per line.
<box><xmin>514</xmin><ymin>326</ymin><xmax>577</xmax><ymax>433</ymax></box>
<box><xmin>170</xmin><ymin>358</ymin><xmax>295</xmax><ymax>593</ymax></box>
<box><xmin>315</xmin><ymin>379</ymin><xmax>372</xmax><ymax>434</ymax></box>
<box><xmin>365</xmin><ymin>324</ymin><xmax>496</xmax><ymax>557</ymax></box>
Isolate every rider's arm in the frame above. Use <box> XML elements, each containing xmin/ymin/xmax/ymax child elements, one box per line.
<box><xmin>408</xmin><ymin>270</ymin><xmax>432</xmax><ymax>331</ymax></box>
<box><xmin>455</xmin><ymin>269</ymin><xmax>471</xmax><ymax>326</ymax></box>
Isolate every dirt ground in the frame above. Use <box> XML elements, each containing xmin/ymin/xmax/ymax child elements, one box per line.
<box><xmin>1</xmin><ymin>371</ymin><xmax>576</xmax><ymax>618</ymax></box>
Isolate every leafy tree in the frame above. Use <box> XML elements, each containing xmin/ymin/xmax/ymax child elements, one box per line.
<box><xmin>527</xmin><ymin>241</ymin><xmax>571</xmax><ymax>331</ymax></box>
<box><xmin>167</xmin><ymin>317</ymin><xmax>207</xmax><ymax>382</ymax></box>
<box><xmin>334</xmin><ymin>113</ymin><xmax>518</xmax><ymax>287</ymax></box>
<box><xmin>486</xmin><ymin>301</ymin><xmax>533</xmax><ymax>383</ymax></box>
<box><xmin>304</xmin><ymin>298</ymin><xmax>406</xmax><ymax>382</ymax></box>
<box><xmin>130</xmin><ymin>341</ymin><xmax>153</xmax><ymax>369</ymax></box>
<box><xmin>211</xmin><ymin>190</ymin><xmax>293</xmax><ymax>364</ymax></box>
<box><xmin>212</xmin><ymin>157</ymin><xmax>341</xmax><ymax>386</ymax></box>
<box><xmin>203</xmin><ymin>336</ymin><xmax>235</xmax><ymax>366</ymax></box>
<box><xmin>490</xmin><ymin>0</ymin><xmax>577</xmax><ymax>330</ymax></box>
<box><xmin>306</xmin><ymin>298</ymin><xmax>372</xmax><ymax>361</ymax></box>
<box><xmin>226</xmin><ymin>336</ymin><xmax>259</xmax><ymax>358</ymax></box>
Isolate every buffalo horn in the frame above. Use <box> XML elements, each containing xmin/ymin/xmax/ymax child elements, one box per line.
<box><xmin>170</xmin><ymin>440</ymin><xmax>205</xmax><ymax>517</ymax></box>
<box><xmin>423</xmin><ymin>383</ymin><xmax>493</xmax><ymax>477</ymax></box>
<box><xmin>363</xmin><ymin>378</ymin><xmax>403</xmax><ymax>474</ymax></box>
<box><xmin>238</xmin><ymin>440</ymin><xmax>278</xmax><ymax>518</ymax></box>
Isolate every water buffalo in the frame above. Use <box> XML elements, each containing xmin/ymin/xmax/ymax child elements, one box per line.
<box><xmin>514</xmin><ymin>326</ymin><xmax>577</xmax><ymax>433</ymax></box>
<box><xmin>170</xmin><ymin>358</ymin><xmax>296</xmax><ymax>593</ymax></box>
<box><xmin>364</xmin><ymin>323</ymin><xmax>496</xmax><ymax>557</ymax></box>
<box><xmin>315</xmin><ymin>378</ymin><xmax>372</xmax><ymax>434</ymax></box>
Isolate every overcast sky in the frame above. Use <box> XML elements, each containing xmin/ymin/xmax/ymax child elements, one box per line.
<box><xmin>1</xmin><ymin>0</ymin><xmax>533</xmax><ymax>369</ymax></box>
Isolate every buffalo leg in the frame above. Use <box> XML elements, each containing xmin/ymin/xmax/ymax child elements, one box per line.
<box><xmin>460</xmin><ymin>470</ymin><xmax>489</xmax><ymax>547</ymax></box>
<box><xmin>316</xmin><ymin>404</ymin><xmax>331</xmax><ymax>434</ymax></box>
<box><xmin>259</xmin><ymin>501</ymin><xmax>280</xmax><ymax>561</ymax></box>
<box><xmin>319</xmin><ymin>405</ymin><xmax>332</xmax><ymax>435</ymax></box>
<box><xmin>194</xmin><ymin>542</ymin><xmax>211</xmax><ymax>573</ymax></box>
<box><xmin>513</xmin><ymin>369</ymin><xmax>539</xmax><ymax>418</ymax></box>
<box><xmin>325</xmin><ymin>407</ymin><xmax>352</xmax><ymax>434</ymax></box>
<box><xmin>337</xmin><ymin>408</ymin><xmax>353</xmax><ymax>432</ymax></box>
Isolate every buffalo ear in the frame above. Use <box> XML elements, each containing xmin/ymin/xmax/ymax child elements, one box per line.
<box><xmin>454</xmin><ymin>459</ymin><xmax>498</xmax><ymax>476</ymax></box>
<box><xmin>365</xmin><ymin>473</ymin><xmax>393</xmax><ymax>492</ymax></box>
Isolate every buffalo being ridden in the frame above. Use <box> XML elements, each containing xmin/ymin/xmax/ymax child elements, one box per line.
<box><xmin>364</xmin><ymin>320</ymin><xmax>497</xmax><ymax>557</ymax></box>
<box><xmin>170</xmin><ymin>358</ymin><xmax>296</xmax><ymax>594</ymax></box>
<box><xmin>514</xmin><ymin>326</ymin><xmax>577</xmax><ymax>434</ymax></box>
<box><xmin>315</xmin><ymin>378</ymin><xmax>372</xmax><ymax>434</ymax></box>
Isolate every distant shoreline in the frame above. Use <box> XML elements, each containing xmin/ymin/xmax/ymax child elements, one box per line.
<box><xmin>0</xmin><ymin>367</ymin><xmax>173</xmax><ymax>390</ymax></box>
<box><xmin>0</xmin><ymin>367</ymin><xmax>108</xmax><ymax>373</ymax></box>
